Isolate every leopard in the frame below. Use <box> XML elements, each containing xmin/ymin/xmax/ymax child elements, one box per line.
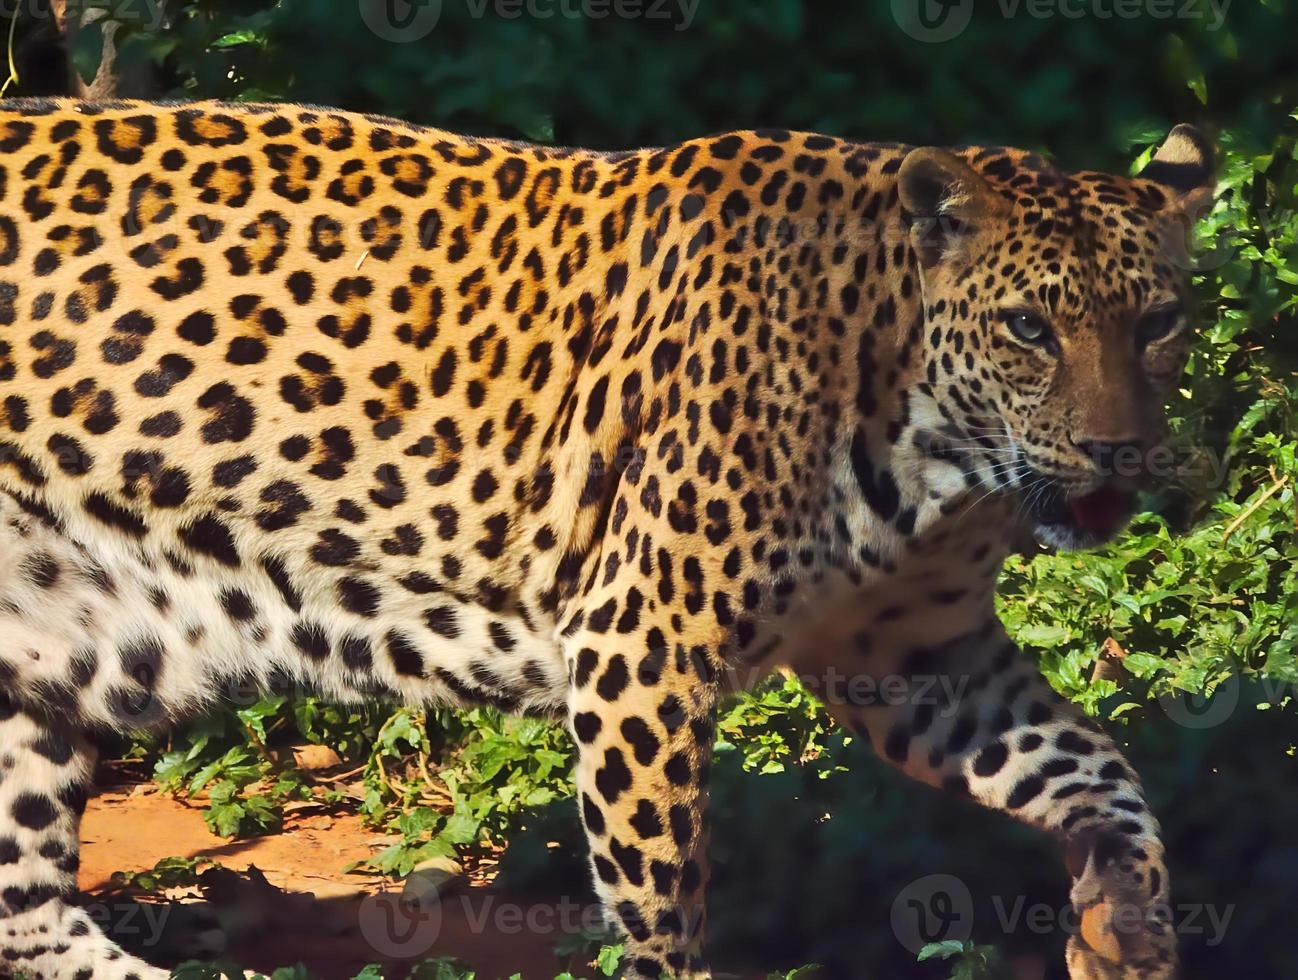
<box><xmin>0</xmin><ymin>97</ymin><xmax>1213</xmax><ymax>979</ymax></box>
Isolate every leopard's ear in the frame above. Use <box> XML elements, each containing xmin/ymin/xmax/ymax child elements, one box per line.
<box><xmin>898</xmin><ymin>148</ymin><xmax>1007</xmax><ymax>268</ymax></box>
<box><xmin>1139</xmin><ymin>123</ymin><xmax>1215</xmax><ymax>212</ymax></box>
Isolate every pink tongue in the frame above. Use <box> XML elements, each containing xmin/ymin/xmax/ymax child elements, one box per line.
<box><xmin>1069</xmin><ymin>486</ymin><xmax>1133</xmax><ymax>532</ymax></box>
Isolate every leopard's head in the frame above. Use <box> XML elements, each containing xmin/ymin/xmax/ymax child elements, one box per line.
<box><xmin>898</xmin><ymin>126</ymin><xmax>1215</xmax><ymax>548</ymax></box>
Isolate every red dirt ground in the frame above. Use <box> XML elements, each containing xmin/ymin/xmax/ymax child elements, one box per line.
<box><xmin>79</xmin><ymin>776</ymin><xmax>627</xmax><ymax>980</ymax></box>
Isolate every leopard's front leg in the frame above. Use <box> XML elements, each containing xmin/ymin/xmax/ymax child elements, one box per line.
<box><xmin>828</xmin><ymin>619</ymin><xmax>1176</xmax><ymax>980</ymax></box>
<box><xmin>563</xmin><ymin>582</ymin><xmax>721</xmax><ymax>980</ymax></box>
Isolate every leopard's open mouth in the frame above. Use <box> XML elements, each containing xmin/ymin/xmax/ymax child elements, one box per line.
<box><xmin>1024</xmin><ymin>478</ymin><xmax>1135</xmax><ymax>550</ymax></box>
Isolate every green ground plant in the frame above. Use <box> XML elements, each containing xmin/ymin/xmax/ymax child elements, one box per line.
<box><xmin>170</xmin><ymin>953</ymin><xmax>828</xmax><ymax>980</ymax></box>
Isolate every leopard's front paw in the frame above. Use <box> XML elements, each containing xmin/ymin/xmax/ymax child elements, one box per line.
<box><xmin>1064</xmin><ymin>829</ymin><xmax>1177</xmax><ymax>979</ymax></box>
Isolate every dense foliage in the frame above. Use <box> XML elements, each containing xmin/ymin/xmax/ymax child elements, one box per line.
<box><xmin>8</xmin><ymin>1</ymin><xmax>1296</xmax><ymax>978</ymax></box>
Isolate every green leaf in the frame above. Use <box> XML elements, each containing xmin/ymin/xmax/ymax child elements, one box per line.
<box><xmin>595</xmin><ymin>944</ymin><xmax>624</xmax><ymax>975</ymax></box>
<box><xmin>1017</xmin><ymin>624</ymin><xmax>1070</xmax><ymax>648</ymax></box>
<box><xmin>441</xmin><ymin>811</ymin><xmax>481</xmax><ymax>846</ymax></box>
<box><xmin>269</xmin><ymin>967</ymin><xmax>313</xmax><ymax>980</ymax></box>
<box><xmin>71</xmin><ymin>19</ymin><xmax>105</xmax><ymax>84</ymax></box>
<box><xmin>212</xmin><ymin>30</ymin><xmax>262</xmax><ymax>49</ymax></box>
<box><xmin>918</xmin><ymin>939</ymin><xmax>969</xmax><ymax>961</ymax></box>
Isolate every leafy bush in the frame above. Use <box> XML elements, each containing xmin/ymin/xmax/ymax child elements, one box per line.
<box><xmin>354</xmin><ymin>707</ymin><xmax>574</xmax><ymax>876</ymax></box>
<box><xmin>14</xmin><ymin>1</ymin><xmax>1298</xmax><ymax>158</ymax></box>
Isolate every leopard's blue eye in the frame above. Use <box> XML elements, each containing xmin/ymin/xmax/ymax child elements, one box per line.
<box><xmin>1001</xmin><ymin>310</ymin><xmax>1051</xmax><ymax>346</ymax></box>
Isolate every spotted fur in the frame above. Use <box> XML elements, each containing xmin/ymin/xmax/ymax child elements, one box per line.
<box><xmin>0</xmin><ymin>99</ymin><xmax>1212</xmax><ymax>978</ymax></box>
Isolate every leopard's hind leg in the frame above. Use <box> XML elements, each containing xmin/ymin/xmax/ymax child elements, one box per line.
<box><xmin>0</xmin><ymin>700</ymin><xmax>167</xmax><ymax>979</ymax></box>
<box><xmin>0</xmin><ymin>499</ymin><xmax>182</xmax><ymax>979</ymax></box>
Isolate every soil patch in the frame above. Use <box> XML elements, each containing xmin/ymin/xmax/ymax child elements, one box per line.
<box><xmin>80</xmin><ymin>777</ymin><xmax>607</xmax><ymax>980</ymax></box>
